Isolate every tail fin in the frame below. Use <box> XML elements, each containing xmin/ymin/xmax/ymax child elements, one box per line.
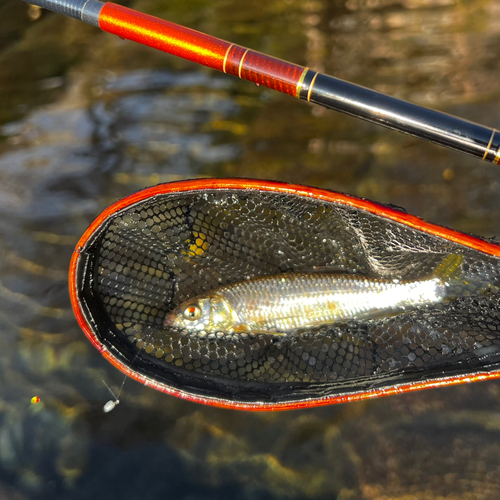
<box><xmin>434</xmin><ymin>253</ymin><xmax>500</xmax><ymax>299</ymax></box>
<box><xmin>433</xmin><ymin>254</ymin><xmax>463</xmax><ymax>283</ymax></box>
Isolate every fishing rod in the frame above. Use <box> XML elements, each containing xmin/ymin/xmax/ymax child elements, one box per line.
<box><xmin>23</xmin><ymin>0</ymin><xmax>500</xmax><ymax>164</ymax></box>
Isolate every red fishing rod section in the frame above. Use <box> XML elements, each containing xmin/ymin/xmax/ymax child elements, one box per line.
<box><xmin>22</xmin><ymin>0</ymin><xmax>500</xmax><ymax>164</ymax></box>
<box><xmin>99</xmin><ymin>3</ymin><xmax>306</xmax><ymax>97</ymax></box>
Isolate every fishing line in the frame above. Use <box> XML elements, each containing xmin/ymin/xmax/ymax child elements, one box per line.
<box><xmin>101</xmin><ymin>328</ymin><xmax>158</xmax><ymax>412</ymax></box>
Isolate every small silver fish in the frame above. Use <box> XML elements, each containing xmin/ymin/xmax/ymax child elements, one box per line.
<box><xmin>164</xmin><ymin>254</ymin><xmax>463</xmax><ymax>335</ymax></box>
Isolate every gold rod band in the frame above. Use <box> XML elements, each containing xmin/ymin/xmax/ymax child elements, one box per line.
<box><xmin>238</xmin><ymin>49</ymin><xmax>249</xmax><ymax>79</ymax></box>
<box><xmin>307</xmin><ymin>72</ymin><xmax>319</xmax><ymax>102</ymax></box>
<box><xmin>222</xmin><ymin>44</ymin><xmax>234</xmax><ymax>74</ymax></box>
<box><xmin>483</xmin><ymin>129</ymin><xmax>496</xmax><ymax>160</ymax></box>
<box><xmin>295</xmin><ymin>67</ymin><xmax>310</xmax><ymax>98</ymax></box>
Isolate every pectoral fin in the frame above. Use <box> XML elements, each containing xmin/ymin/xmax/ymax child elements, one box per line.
<box><xmin>250</xmin><ymin>330</ymin><xmax>286</xmax><ymax>337</ymax></box>
<box><xmin>231</xmin><ymin>324</ymin><xmax>251</xmax><ymax>334</ymax></box>
<box><xmin>231</xmin><ymin>324</ymin><xmax>285</xmax><ymax>336</ymax></box>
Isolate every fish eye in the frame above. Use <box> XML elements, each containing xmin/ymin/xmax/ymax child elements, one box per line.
<box><xmin>183</xmin><ymin>304</ymin><xmax>201</xmax><ymax>321</ymax></box>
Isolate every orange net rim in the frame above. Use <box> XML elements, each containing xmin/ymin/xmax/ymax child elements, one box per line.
<box><xmin>68</xmin><ymin>178</ymin><xmax>500</xmax><ymax>410</ymax></box>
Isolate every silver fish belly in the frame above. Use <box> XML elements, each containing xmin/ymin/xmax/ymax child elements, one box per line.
<box><xmin>221</xmin><ymin>274</ymin><xmax>446</xmax><ymax>332</ymax></box>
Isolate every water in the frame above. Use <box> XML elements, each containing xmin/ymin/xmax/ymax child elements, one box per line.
<box><xmin>1</xmin><ymin>0</ymin><xmax>500</xmax><ymax>498</ymax></box>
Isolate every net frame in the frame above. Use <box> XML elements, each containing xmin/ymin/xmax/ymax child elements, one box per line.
<box><xmin>69</xmin><ymin>178</ymin><xmax>500</xmax><ymax>410</ymax></box>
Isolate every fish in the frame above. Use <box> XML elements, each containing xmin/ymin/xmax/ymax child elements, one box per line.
<box><xmin>164</xmin><ymin>254</ymin><xmax>463</xmax><ymax>335</ymax></box>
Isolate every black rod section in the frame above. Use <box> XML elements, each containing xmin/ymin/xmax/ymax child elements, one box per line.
<box><xmin>299</xmin><ymin>71</ymin><xmax>500</xmax><ymax>164</ymax></box>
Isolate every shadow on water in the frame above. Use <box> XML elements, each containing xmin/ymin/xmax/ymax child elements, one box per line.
<box><xmin>1</xmin><ymin>0</ymin><xmax>500</xmax><ymax>498</ymax></box>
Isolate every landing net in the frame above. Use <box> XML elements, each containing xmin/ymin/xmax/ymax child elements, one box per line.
<box><xmin>73</xmin><ymin>182</ymin><xmax>500</xmax><ymax>406</ymax></box>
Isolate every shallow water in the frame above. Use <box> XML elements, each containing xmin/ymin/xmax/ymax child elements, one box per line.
<box><xmin>1</xmin><ymin>0</ymin><xmax>500</xmax><ymax>498</ymax></box>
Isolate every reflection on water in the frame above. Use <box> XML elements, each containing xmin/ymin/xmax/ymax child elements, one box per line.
<box><xmin>0</xmin><ymin>0</ymin><xmax>500</xmax><ymax>497</ymax></box>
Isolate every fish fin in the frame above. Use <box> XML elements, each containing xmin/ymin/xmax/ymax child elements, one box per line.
<box><xmin>250</xmin><ymin>329</ymin><xmax>286</xmax><ymax>337</ymax></box>
<box><xmin>232</xmin><ymin>324</ymin><xmax>251</xmax><ymax>334</ymax></box>
<box><xmin>232</xmin><ymin>324</ymin><xmax>285</xmax><ymax>336</ymax></box>
<box><xmin>302</xmin><ymin>266</ymin><xmax>345</xmax><ymax>274</ymax></box>
<box><xmin>432</xmin><ymin>254</ymin><xmax>463</xmax><ymax>282</ymax></box>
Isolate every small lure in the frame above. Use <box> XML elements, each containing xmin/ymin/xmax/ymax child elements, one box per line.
<box><xmin>100</xmin><ymin>328</ymin><xmax>158</xmax><ymax>412</ymax></box>
<box><xmin>102</xmin><ymin>380</ymin><xmax>121</xmax><ymax>413</ymax></box>
<box><xmin>164</xmin><ymin>254</ymin><xmax>463</xmax><ymax>334</ymax></box>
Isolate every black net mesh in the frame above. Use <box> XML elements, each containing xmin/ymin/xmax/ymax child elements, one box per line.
<box><xmin>75</xmin><ymin>186</ymin><xmax>500</xmax><ymax>405</ymax></box>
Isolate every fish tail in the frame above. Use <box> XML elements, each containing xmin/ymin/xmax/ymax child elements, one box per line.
<box><xmin>432</xmin><ymin>254</ymin><xmax>463</xmax><ymax>284</ymax></box>
<box><xmin>434</xmin><ymin>253</ymin><xmax>500</xmax><ymax>299</ymax></box>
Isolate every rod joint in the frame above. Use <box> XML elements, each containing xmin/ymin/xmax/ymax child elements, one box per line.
<box><xmin>21</xmin><ymin>0</ymin><xmax>104</xmax><ymax>27</ymax></box>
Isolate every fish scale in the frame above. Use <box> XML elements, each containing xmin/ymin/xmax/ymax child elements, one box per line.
<box><xmin>217</xmin><ymin>274</ymin><xmax>447</xmax><ymax>332</ymax></box>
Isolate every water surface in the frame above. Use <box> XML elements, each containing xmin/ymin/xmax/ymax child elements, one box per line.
<box><xmin>1</xmin><ymin>0</ymin><xmax>500</xmax><ymax>498</ymax></box>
